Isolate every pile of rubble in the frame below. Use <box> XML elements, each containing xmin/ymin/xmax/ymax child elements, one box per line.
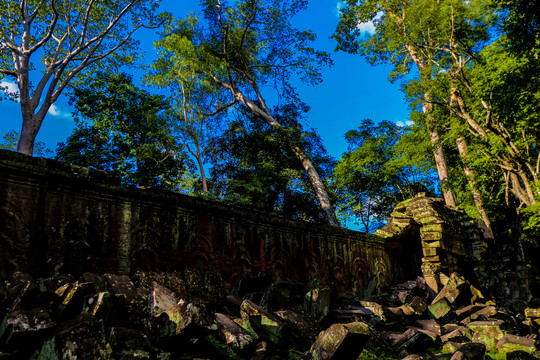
<box><xmin>0</xmin><ymin>269</ymin><xmax>539</xmax><ymax>359</ymax></box>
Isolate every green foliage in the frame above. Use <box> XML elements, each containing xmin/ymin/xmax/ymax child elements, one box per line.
<box><xmin>1</xmin><ymin>130</ymin><xmax>52</xmax><ymax>158</ymax></box>
<box><xmin>56</xmin><ymin>72</ymin><xmax>194</xmax><ymax>191</ymax></box>
<box><xmin>332</xmin><ymin>119</ymin><xmax>437</xmax><ymax>232</ymax></box>
<box><xmin>150</xmin><ymin>0</ymin><xmax>340</xmax><ymax>225</ymax></box>
<box><xmin>206</xmin><ymin>103</ymin><xmax>335</xmax><ymax>222</ymax></box>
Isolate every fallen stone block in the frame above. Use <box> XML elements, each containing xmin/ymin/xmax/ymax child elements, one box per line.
<box><xmin>455</xmin><ymin>304</ymin><xmax>487</xmax><ymax>319</ymax></box>
<box><xmin>443</xmin><ymin>341</ymin><xmax>463</xmax><ymax>354</ymax></box>
<box><xmin>309</xmin><ymin>322</ymin><xmax>371</xmax><ymax>360</ymax></box>
<box><xmin>467</xmin><ymin>320</ymin><xmax>505</xmax><ymax>350</ymax></box>
<box><xmin>496</xmin><ymin>334</ymin><xmax>537</xmax><ymax>354</ymax></box>
<box><xmin>0</xmin><ymin>308</ymin><xmax>54</xmax><ymax>353</ymax></box>
<box><xmin>153</xmin><ymin>302</ymin><xmax>191</xmax><ymax>341</ymax></box>
<box><xmin>383</xmin><ymin>327</ymin><xmax>436</xmax><ymax>354</ymax></box>
<box><xmin>415</xmin><ymin>319</ymin><xmax>441</xmax><ymax>338</ymax></box>
<box><xmin>154</xmin><ymin>299</ymin><xmax>214</xmax><ymax>340</ymax></box>
<box><xmin>384</xmin><ymin>306</ymin><xmax>406</xmax><ymax>321</ymax></box>
<box><xmin>428</xmin><ymin>297</ymin><xmax>452</xmax><ymax>320</ymax></box>
<box><xmin>304</xmin><ymin>288</ymin><xmax>332</xmax><ymax>322</ymax></box>
<box><xmin>449</xmin><ymin>342</ymin><xmax>485</xmax><ymax>360</ymax></box>
<box><xmin>402</xmin><ymin>355</ymin><xmax>424</xmax><ymax>360</ymax></box>
<box><xmin>82</xmin><ymin>272</ymin><xmax>107</xmax><ymax>292</ymax></box>
<box><xmin>358</xmin><ymin>301</ymin><xmax>384</xmax><ymax>316</ymax></box>
<box><xmin>149</xmin><ymin>282</ymin><xmax>179</xmax><ymax>316</ymax></box>
<box><xmin>524</xmin><ymin>307</ymin><xmax>540</xmax><ymax>318</ymax></box>
<box><xmin>104</xmin><ymin>273</ymin><xmax>138</xmax><ymax>302</ymax></box>
<box><xmin>39</xmin><ymin>313</ymin><xmax>113</xmax><ymax>360</ymax></box>
<box><xmin>506</xmin><ymin>350</ymin><xmax>540</xmax><ymax>360</ymax></box>
<box><xmin>215</xmin><ymin>313</ymin><xmax>253</xmax><ymax>351</ymax></box>
<box><xmin>431</xmin><ymin>273</ymin><xmax>469</xmax><ymax>307</ymax></box>
<box><xmin>275</xmin><ymin>308</ymin><xmax>320</xmax><ymax>346</ymax></box>
<box><xmin>240</xmin><ymin>299</ymin><xmax>287</xmax><ymax>345</ymax></box>
<box><xmin>469</xmin><ymin>305</ymin><xmax>497</xmax><ymax>320</ymax></box>
<box><xmin>406</xmin><ymin>297</ymin><xmax>428</xmax><ymax>315</ymax></box>
<box><xmin>440</xmin><ymin>326</ymin><xmax>469</xmax><ymax>343</ymax></box>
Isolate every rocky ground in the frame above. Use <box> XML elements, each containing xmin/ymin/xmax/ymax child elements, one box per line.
<box><xmin>0</xmin><ymin>269</ymin><xmax>539</xmax><ymax>360</ymax></box>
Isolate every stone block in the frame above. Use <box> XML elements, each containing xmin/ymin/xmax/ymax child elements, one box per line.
<box><xmin>149</xmin><ymin>282</ymin><xmax>179</xmax><ymax>316</ymax></box>
<box><xmin>240</xmin><ymin>299</ymin><xmax>286</xmax><ymax>345</ymax></box>
<box><xmin>310</xmin><ymin>322</ymin><xmax>371</xmax><ymax>360</ymax></box>
<box><xmin>455</xmin><ymin>305</ymin><xmax>486</xmax><ymax>319</ymax></box>
<box><xmin>470</xmin><ymin>306</ymin><xmax>497</xmax><ymax>320</ymax></box>
<box><xmin>0</xmin><ymin>308</ymin><xmax>54</xmax><ymax>352</ymax></box>
<box><xmin>431</xmin><ymin>273</ymin><xmax>468</xmax><ymax>306</ymax></box>
<box><xmin>384</xmin><ymin>327</ymin><xmax>436</xmax><ymax>353</ymax></box>
<box><xmin>428</xmin><ymin>298</ymin><xmax>452</xmax><ymax>320</ymax></box>
<box><xmin>50</xmin><ymin>313</ymin><xmax>113</xmax><ymax>359</ymax></box>
<box><xmin>440</xmin><ymin>326</ymin><xmax>469</xmax><ymax>343</ymax></box>
<box><xmin>467</xmin><ymin>320</ymin><xmax>505</xmax><ymax>350</ymax></box>
<box><xmin>524</xmin><ymin>308</ymin><xmax>540</xmax><ymax>319</ymax></box>
<box><xmin>358</xmin><ymin>301</ymin><xmax>384</xmax><ymax>316</ymax></box>
<box><xmin>415</xmin><ymin>319</ymin><xmax>441</xmax><ymax>336</ymax></box>
<box><xmin>304</xmin><ymin>288</ymin><xmax>332</xmax><ymax>322</ymax></box>
<box><xmin>275</xmin><ymin>309</ymin><xmax>320</xmax><ymax>345</ymax></box>
<box><xmin>496</xmin><ymin>334</ymin><xmax>536</xmax><ymax>354</ymax></box>
<box><xmin>450</xmin><ymin>342</ymin><xmax>486</xmax><ymax>360</ymax></box>
<box><xmin>443</xmin><ymin>341</ymin><xmax>463</xmax><ymax>354</ymax></box>
<box><xmin>215</xmin><ymin>313</ymin><xmax>253</xmax><ymax>351</ymax></box>
<box><xmin>423</xmin><ymin>247</ymin><xmax>439</xmax><ymax>257</ymax></box>
<box><xmin>153</xmin><ymin>302</ymin><xmax>191</xmax><ymax>340</ymax></box>
<box><xmin>104</xmin><ymin>274</ymin><xmax>138</xmax><ymax>302</ymax></box>
<box><xmin>407</xmin><ymin>297</ymin><xmax>428</xmax><ymax>315</ymax></box>
<box><xmin>506</xmin><ymin>350</ymin><xmax>540</xmax><ymax>359</ymax></box>
<box><xmin>422</xmin><ymin>232</ymin><xmax>443</xmax><ymax>241</ymax></box>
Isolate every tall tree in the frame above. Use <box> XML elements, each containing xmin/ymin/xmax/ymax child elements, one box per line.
<box><xmin>0</xmin><ymin>0</ymin><xmax>165</xmax><ymax>155</ymax></box>
<box><xmin>146</xmin><ymin>21</ymin><xmax>228</xmax><ymax>196</ymax></box>
<box><xmin>56</xmin><ymin>72</ymin><xmax>194</xmax><ymax>190</ymax></box>
<box><xmin>150</xmin><ymin>0</ymin><xmax>339</xmax><ymax>226</ymax></box>
<box><xmin>334</xmin><ymin>0</ymin><xmax>458</xmax><ymax>208</ymax></box>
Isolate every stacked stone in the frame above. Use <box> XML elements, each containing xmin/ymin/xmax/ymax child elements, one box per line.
<box><xmin>376</xmin><ymin>194</ymin><xmax>485</xmax><ymax>295</ymax></box>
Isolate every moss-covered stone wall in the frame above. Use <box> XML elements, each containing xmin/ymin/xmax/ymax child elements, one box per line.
<box><xmin>0</xmin><ymin>149</ymin><xmax>412</xmax><ymax>294</ymax></box>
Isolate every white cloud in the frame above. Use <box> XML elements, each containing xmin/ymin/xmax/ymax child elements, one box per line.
<box><xmin>0</xmin><ymin>79</ymin><xmax>20</xmax><ymax>100</ymax></box>
<box><xmin>48</xmin><ymin>103</ymin><xmax>71</xmax><ymax>118</ymax></box>
<box><xmin>396</xmin><ymin>120</ymin><xmax>414</xmax><ymax>127</ymax></box>
<box><xmin>357</xmin><ymin>21</ymin><xmax>376</xmax><ymax>34</ymax></box>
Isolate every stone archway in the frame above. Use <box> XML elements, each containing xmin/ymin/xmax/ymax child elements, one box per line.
<box><xmin>375</xmin><ymin>194</ymin><xmax>487</xmax><ymax>293</ymax></box>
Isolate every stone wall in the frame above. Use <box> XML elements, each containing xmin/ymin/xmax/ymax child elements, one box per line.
<box><xmin>0</xmin><ymin>149</ymin><xmax>417</xmax><ymax>295</ymax></box>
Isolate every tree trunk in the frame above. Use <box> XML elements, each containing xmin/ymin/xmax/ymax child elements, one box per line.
<box><xmin>194</xmin><ymin>141</ymin><xmax>208</xmax><ymax>196</ymax></box>
<box><xmin>456</xmin><ymin>136</ymin><xmax>494</xmax><ymax>239</ymax></box>
<box><xmin>235</xmin><ymin>91</ymin><xmax>340</xmax><ymax>226</ymax></box>
<box><xmin>424</xmin><ymin>96</ymin><xmax>457</xmax><ymax>208</ymax></box>
<box><xmin>17</xmin><ymin>108</ymin><xmax>43</xmax><ymax>156</ymax></box>
<box><xmin>405</xmin><ymin>43</ymin><xmax>457</xmax><ymax>208</ymax></box>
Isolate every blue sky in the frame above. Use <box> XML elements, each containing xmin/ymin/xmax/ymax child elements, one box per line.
<box><xmin>0</xmin><ymin>0</ymin><xmax>409</xmax><ymax>160</ymax></box>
